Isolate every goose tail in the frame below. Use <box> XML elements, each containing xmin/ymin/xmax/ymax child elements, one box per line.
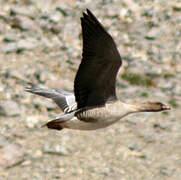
<box><xmin>42</xmin><ymin>111</ymin><xmax>75</xmax><ymax>130</ymax></box>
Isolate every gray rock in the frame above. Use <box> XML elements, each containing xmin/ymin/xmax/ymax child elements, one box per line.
<box><xmin>0</xmin><ymin>137</ymin><xmax>25</xmax><ymax>170</ymax></box>
<box><xmin>3</xmin><ymin>33</ymin><xmax>17</xmax><ymax>43</ymax></box>
<box><xmin>3</xmin><ymin>43</ymin><xmax>18</xmax><ymax>53</ymax></box>
<box><xmin>17</xmin><ymin>39</ymin><xmax>36</xmax><ymax>49</ymax></box>
<box><xmin>0</xmin><ymin>100</ymin><xmax>21</xmax><ymax>117</ymax></box>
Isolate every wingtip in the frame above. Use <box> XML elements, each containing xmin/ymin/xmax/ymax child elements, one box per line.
<box><xmin>86</xmin><ymin>9</ymin><xmax>94</xmax><ymax>17</ymax></box>
<box><xmin>24</xmin><ymin>82</ymin><xmax>34</xmax><ymax>92</ymax></box>
<box><xmin>86</xmin><ymin>9</ymin><xmax>91</xmax><ymax>13</ymax></box>
<box><xmin>82</xmin><ymin>9</ymin><xmax>92</xmax><ymax>16</ymax></box>
<box><xmin>82</xmin><ymin>12</ymin><xmax>88</xmax><ymax>18</ymax></box>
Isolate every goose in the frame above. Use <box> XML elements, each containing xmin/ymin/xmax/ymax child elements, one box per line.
<box><xmin>25</xmin><ymin>9</ymin><xmax>170</xmax><ymax>131</ymax></box>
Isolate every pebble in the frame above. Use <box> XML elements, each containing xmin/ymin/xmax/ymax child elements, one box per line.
<box><xmin>0</xmin><ymin>100</ymin><xmax>21</xmax><ymax>117</ymax></box>
<box><xmin>0</xmin><ymin>137</ymin><xmax>25</xmax><ymax>169</ymax></box>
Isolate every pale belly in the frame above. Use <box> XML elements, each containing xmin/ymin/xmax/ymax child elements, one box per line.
<box><xmin>64</xmin><ymin>117</ymin><xmax>120</xmax><ymax>130</ymax></box>
<box><xmin>61</xmin><ymin>102</ymin><xmax>132</xmax><ymax>130</ymax></box>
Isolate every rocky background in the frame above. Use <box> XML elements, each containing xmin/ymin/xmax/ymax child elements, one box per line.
<box><xmin>0</xmin><ymin>0</ymin><xmax>181</xmax><ymax>179</ymax></box>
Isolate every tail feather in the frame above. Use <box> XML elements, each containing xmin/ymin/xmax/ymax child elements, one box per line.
<box><xmin>43</xmin><ymin>121</ymin><xmax>64</xmax><ymax>130</ymax></box>
<box><xmin>42</xmin><ymin>111</ymin><xmax>75</xmax><ymax>131</ymax></box>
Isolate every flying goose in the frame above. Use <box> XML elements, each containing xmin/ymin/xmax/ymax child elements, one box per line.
<box><xmin>25</xmin><ymin>9</ymin><xmax>170</xmax><ymax>131</ymax></box>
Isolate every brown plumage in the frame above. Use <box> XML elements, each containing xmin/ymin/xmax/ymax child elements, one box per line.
<box><xmin>25</xmin><ymin>9</ymin><xmax>170</xmax><ymax>131</ymax></box>
<box><xmin>74</xmin><ymin>9</ymin><xmax>122</xmax><ymax>109</ymax></box>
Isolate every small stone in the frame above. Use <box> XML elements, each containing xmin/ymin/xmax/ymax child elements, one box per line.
<box><xmin>0</xmin><ymin>137</ymin><xmax>25</xmax><ymax>170</ymax></box>
<box><xmin>0</xmin><ymin>100</ymin><xmax>21</xmax><ymax>117</ymax></box>
<box><xmin>50</xmin><ymin>13</ymin><xmax>61</xmax><ymax>23</ymax></box>
<box><xmin>25</xmin><ymin>115</ymin><xmax>40</xmax><ymax>128</ymax></box>
<box><xmin>3</xmin><ymin>33</ymin><xmax>17</xmax><ymax>43</ymax></box>
<box><xmin>3</xmin><ymin>43</ymin><xmax>17</xmax><ymax>53</ymax></box>
<box><xmin>17</xmin><ymin>39</ymin><xmax>36</xmax><ymax>50</ymax></box>
<box><xmin>34</xmin><ymin>150</ymin><xmax>43</xmax><ymax>157</ymax></box>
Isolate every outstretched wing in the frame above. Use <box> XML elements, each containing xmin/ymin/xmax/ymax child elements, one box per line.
<box><xmin>25</xmin><ymin>83</ymin><xmax>76</xmax><ymax>113</ymax></box>
<box><xmin>74</xmin><ymin>9</ymin><xmax>122</xmax><ymax>109</ymax></box>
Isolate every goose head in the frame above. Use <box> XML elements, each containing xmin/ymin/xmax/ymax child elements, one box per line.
<box><xmin>136</xmin><ymin>101</ymin><xmax>171</xmax><ymax>112</ymax></box>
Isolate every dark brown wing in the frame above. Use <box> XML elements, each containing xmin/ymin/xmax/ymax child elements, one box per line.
<box><xmin>74</xmin><ymin>9</ymin><xmax>122</xmax><ymax>109</ymax></box>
